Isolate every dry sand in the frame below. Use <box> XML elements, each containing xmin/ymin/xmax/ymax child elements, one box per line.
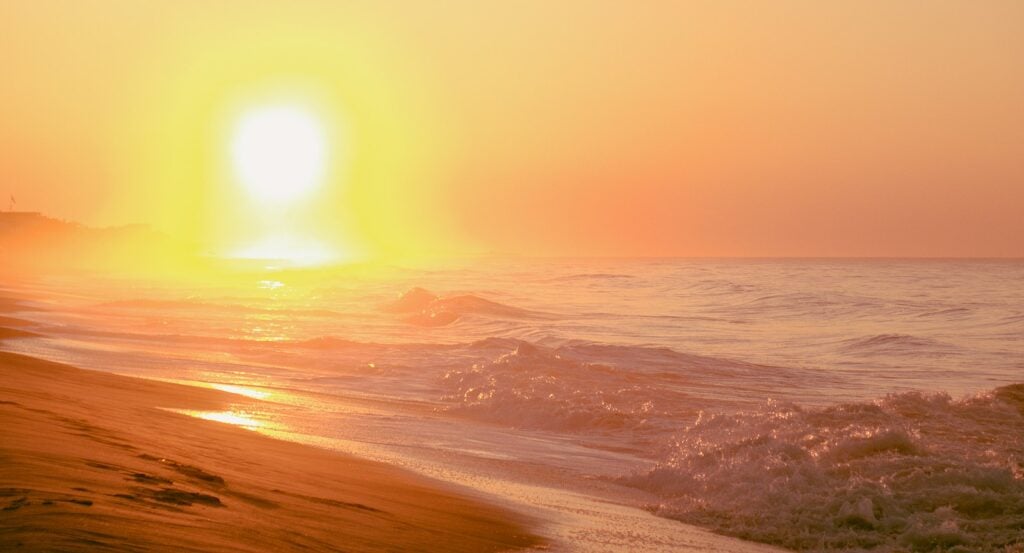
<box><xmin>0</xmin><ymin>319</ymin><xmax>541</xmax><ymax>552</ymax></box>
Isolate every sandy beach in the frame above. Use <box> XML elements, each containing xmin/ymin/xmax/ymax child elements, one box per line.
<box><xmin>0</xmin><ymin>291</ymin><xmax>805</xmax><ymax>553</ymax></box>
<box><xmin>0</xmin><ymin>315</ymin><xmax>540</xmax><ymax>552</ymax></box>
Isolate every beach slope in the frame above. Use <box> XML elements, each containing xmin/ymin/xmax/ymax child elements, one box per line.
<box><xmin>0</xmin><ymin>349</ymin><xmax>539</xmax><ymax>552</ymax></box>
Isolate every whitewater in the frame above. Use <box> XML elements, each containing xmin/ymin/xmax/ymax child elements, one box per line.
<box><xmin>4</xmin><ymin>258</ymin><xmax>1023</xmax><ymax>552</ymax></box>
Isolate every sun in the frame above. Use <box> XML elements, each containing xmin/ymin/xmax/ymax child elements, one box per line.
<box><xmin>231</xmin><ymin>105</ymin><xmax>327</xmax><ymax>203</ymax></box>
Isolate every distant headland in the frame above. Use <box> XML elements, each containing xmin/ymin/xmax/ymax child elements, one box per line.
<box><xmin>0</xmin><ymin>211</ymin><xmax>188</xmax><ymax>274</ymax></box>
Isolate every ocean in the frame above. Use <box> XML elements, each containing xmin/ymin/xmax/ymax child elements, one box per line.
<box><xmin>4</xmin><ymin>258</ymin><xmax>1023</xmax><ymax>552</ymax></box>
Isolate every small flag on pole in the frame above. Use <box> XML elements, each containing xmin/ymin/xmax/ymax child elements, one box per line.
<box><xmin>8</xmin><ymin>195</ymin><xmax>14</xmax><ymax>211</ymax></box>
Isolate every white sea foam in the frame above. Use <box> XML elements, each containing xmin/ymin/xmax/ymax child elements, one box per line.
<box><xmin>440</xmin><ymin>342</ymin><xmax>666</xmax><ymax>433</ymax></box>
<box><xmin>621</xmin><ymin>386</ymin><xmax>1024</xmax><ymax>552</ymax></box>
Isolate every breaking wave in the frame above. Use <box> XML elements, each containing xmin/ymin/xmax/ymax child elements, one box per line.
<box><xmin>440</xmin><ymin>341</ymin><xmax>669</xmax><ymax>433</ymax></box>
<box><xmin>436</xmin><ymin>340</ymin><xmax>825</xmax><ymax>439</ymax></box>
<box><xmin>621</xmin><ymin>385</ymin><xmax>1024</xmax><ymax>552</ymax></box>
<box><xmin>383</xmin><ymin>287</ymin><xmax>549</xmax><ymax>327</ymax></box>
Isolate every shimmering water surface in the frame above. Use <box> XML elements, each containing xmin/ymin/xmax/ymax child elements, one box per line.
<box><xmin>5</xmin><ymin>258</ymin><xmax>1023</xmax><ymax>552</ymax></box>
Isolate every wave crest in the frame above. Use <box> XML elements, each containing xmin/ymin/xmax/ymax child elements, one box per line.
<box><xmin>840</xmin><ymin>333</ymin><xmax>960</xmax><ymax>357</ymax></box>
<box><xmin>439</xmin><ymin>342</ymin><xmax>665</xmax><ymax>433</ymax></box>
<box><xmin>383</xmin><ymin>288</ymin><xmax>548</xmax><ymax>327</ymax></box>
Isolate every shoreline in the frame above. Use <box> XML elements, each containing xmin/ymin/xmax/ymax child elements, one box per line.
<box><xmin>0</xmin><ymin>344</ymin><xmax>542</xmax><ymax>552</ymax></box>
<box><xmin>0</xmin><ymin>290</ymin><xmax>792</xmax><ymax>552</ymax></box>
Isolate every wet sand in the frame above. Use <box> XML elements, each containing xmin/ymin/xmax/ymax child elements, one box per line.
<box><xmin>0</xmin><ymin>292</ymin><xmax>795</xmax><ymax>553</ymax></box>
<box><xmin>0</xmin><ymin>328</ymin><xmax>540</xmax><ymax>551</ymax></box>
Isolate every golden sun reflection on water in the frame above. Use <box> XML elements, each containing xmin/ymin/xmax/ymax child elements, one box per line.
<box><xmin>258</xmin><ymin>280</ymin><xmax>285</xmax><ymax>290</ymax></box>
<box><xmin>208</xmin><ymin>383</ymin><xmax>272</xmax><ymax>399</ymax></box>
<box><xmin>148</xmin><ymin>378</ymin><xmax>276</xmax><ymax>400</ymax></box>
<box><xmin>240</xmin><ymin>313</ymin><xmax>297</xmax><ymax>342</ymax></box>
<box><xmin>160</xmin><ymin>381</ymin><xmax>282</xmax><ymax>431</ymax></box>
<box><xmin>194</xmin><ymin>410</ymin><xmax>264</xmax><ymax>429</ymax></box>
<box><xmin>167</xmin><ymin>408</ymin><xmax>272</xmax><ymax>431</ymax></box>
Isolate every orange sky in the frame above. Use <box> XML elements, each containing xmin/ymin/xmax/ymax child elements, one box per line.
<box><xmin>2</xmin><ymin>1</ymin><xmax>1022</xmax><ymax>259</ymax></box>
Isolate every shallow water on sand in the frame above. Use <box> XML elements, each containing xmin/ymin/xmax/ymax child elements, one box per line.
<box><xmin>4</xmin><ymin>258</ymin><xmax>1023</xmax><ymax>551</ymax></box>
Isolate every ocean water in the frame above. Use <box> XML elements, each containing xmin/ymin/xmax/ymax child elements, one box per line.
<box><xmin>4</xmin><ymin>258</ymin><xmax>1023</xmax><ymax>552</ymax></box>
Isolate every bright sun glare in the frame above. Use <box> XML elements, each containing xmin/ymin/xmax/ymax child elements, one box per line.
<box><xmin>231</xmin><ymin>105</ymin><xmax>327</xmax><ymax>203</ymax></box>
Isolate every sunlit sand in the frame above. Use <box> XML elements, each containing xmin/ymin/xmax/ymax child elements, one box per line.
<box><xmin>0</xmin><ymin>348</ymin><xmax>538</xmax><ymax>552</ymax></box>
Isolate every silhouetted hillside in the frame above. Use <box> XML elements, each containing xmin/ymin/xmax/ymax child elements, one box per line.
<box><xmin>0</xmin><ymin>212</ymin><xmax>190</xmax><ymax>274</ymax></box>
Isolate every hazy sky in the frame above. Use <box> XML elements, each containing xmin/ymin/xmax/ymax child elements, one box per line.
<box><xmin>2</xmin><ymin>1</ymin><xmax>1022</xmax><ymax>258</ymax></box>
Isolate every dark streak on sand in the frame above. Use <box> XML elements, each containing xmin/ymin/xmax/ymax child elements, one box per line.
<box><xmin>127</xmin><ymin>472</ymin><xmax>173</xmax><ymax>485</ymax></box>
<box><xmin>147</xmin><ymin>488</ymin><xmax>223</xmax><ymax>507</ymax></box>
<box><xmin>1</xmin><ymin>492</ymin><xmax>95</xmax><ymax>512</ymax></box>
<box><xmin>78</xmin><ymin>454</ymin><xmax>230</xmax><ymax>510</ymax></box>
<box><xmin>271</xmin><ymin>488</ymin><xmax>383</xmax><ymax>513</ymax></box>
<box><xmin>158</xmin><ymin>459</ymin><xmax>226</xmax><ymax>486</ymax></box>
<box><xmin>3</xmin><ymin>497</ymin><xmax>29</xmax><ymax>511</ymax></box>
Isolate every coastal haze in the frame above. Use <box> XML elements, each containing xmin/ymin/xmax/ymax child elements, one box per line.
<box><xmin>2</xmin><ymin>1</ymin><xmax>1024</xmax><ymax>553</ymax></box>
<box><xmin>2</xmin><ymin>1</ymin><xmax>1024</xmax><ymax>259</ymax></box>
